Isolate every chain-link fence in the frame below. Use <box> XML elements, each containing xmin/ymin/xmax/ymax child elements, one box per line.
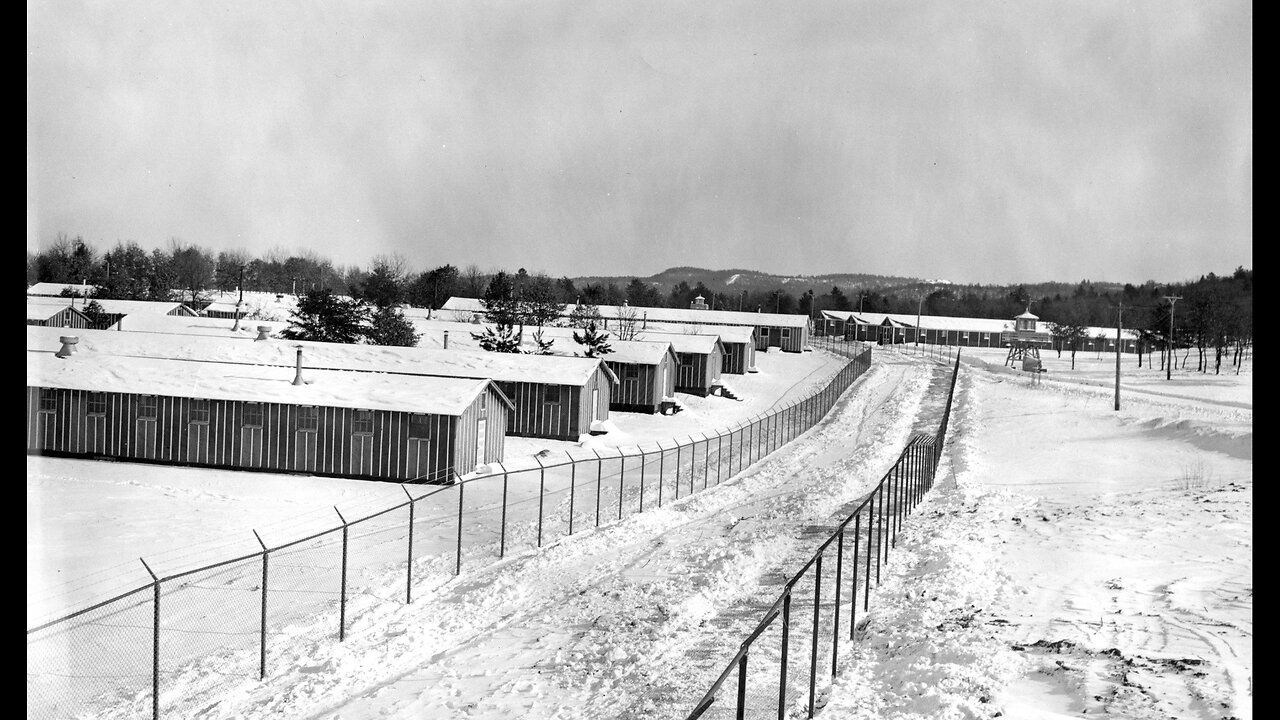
<box><xmin>27</xmin><ymin>341</ymin><xmax>874</xmax><ymax>720</ymax></box>
<box><xmin>687</xmin><ymin>350</ymin><xmax>961</xmax><ymax>720</ymax></box>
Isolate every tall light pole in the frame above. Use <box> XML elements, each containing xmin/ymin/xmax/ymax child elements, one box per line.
<box><xmin>1163</xmin><ymin>295</ymin><xmax>1182</xmax><ymax>381</ymax></box>
<box><xmin>1114</xmin><ymin>302</ymin><xmax>1122</xmax><ymax>411</ymax></box>
<box><xmin>231</xmin><ymin>265</ymin><xmax>246</xmax><ymax>331</ymax></box>
<box><xmin>915</xmin><ymin>295</ymin><xmax>923</xmax><ymax>347</ymax></box>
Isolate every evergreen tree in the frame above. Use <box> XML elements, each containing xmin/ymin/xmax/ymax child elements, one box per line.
<box><xmin>572</xmin><ymin>322</ymin><xmax>613</xmax><ymax>357</ymax></box>
<box><xmin>281</xmin><ymin>288</ymin><xmax>370</xmax><ymax>344</ymax></box>
<box><xmin>366</xmin><ymin>305</ymin><xmax>420</xmax><ymax>347</ymax></box>
<box><xmin>528</xmin><ymin>328</ymin><xmax>556</xmax><ymax>355</ymax></box>
<box><xmin>471</xmin><ymin>323</ymin><xmax>523</xmax><ymax>353</ymax></box>
<box><xmin>567</xmin><ymin>303</ymin><xmax>603</xmax><ymax>329</ymax></box>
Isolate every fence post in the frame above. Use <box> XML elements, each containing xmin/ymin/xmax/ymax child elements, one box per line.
<box><xmin>454</xmin><ymin>471</ymin><xmax>465</xmax><ymax>574</ymax></box>
<box><xmin>674</xmin><ymin>440</ymin><xmax>682</xmax><ymax>500</ymax></box>
<box><xmin>890</xmin><ymin>465</ymin><xmax>899</xmax><ymax>549</ymax></box>
<box><xmin>832</xmin><ymin>529</ymin><xmax>843</xmax><ymax>676</ymax></box>
<box><xmin>639</xmin><ymin>447</ymin><xmax>647</xmax><ymax>513</ymax></box>
<box><xmin>618</xmin><ymin>448</ymin><xmax>626</xmax><ymax>521</ymax></box>
<box><xmin>737</xmin><ymin>652</ymin><xmax>749</xmax><ymax>720</ymax></box>
<box><xmin>656</xmin><ymin>441</ymin><xmax>665</xmax><ymax>507</ymax></box>
<box><xmin>716</xmin><ymin>433</ymin><xmax>723</xmax><ymax>485</ymax></box>
<box><xmin>401</xmin><ymin>487</ymin><xmax>415</xmax><ymax>604</ymax></box>
<box><xmin>779</xmin><ymin>591</ymin><xmax>792</xmax><ymax>720</ymax></box>
<box><xmin>809</xmin><ymin>553</ymin><xmax>822</xmax><ymax>718</ymax></box>
<box><xmin>139</xmin><ymin>558</ymin><xmax>160</xmax><ymax>720</ymax></box>
<box><xmin>498</xmin><ymin>463</ymin><xmax>509</xmax><ymax>558</ymax></box>
<box><xmin>703</xmin><ymin>433</ymin><xmax>711</xmax><ymax>490</ymax></box>
<box><xmin>334</xmin><ymin>507</ymin><xmax>349</xmax><ymax>640</ymax></box>
<box><xmin>535</xmin><ymin>456</ymin><xmax>546</xmax><ymax>548</ymax></box>
<box><xmin>253</xmin><ymin>530</ymin><xmax>269</xmax><ymax>679</ymax></box>
<box><xmin>568</xmin><ymin>452</ymin><xmax>578</xmax><ymax>536</ymax></box>
<box><xmin>850</xmin><ymin>512</ymin><xmax>860</xmax><ymax>639</ymax></box>
<box><xmin>592</xmin><ymin>450</ymin><xmax>603</xmax><ymax>528</ymax></box>
<box><xmin>864</xmin><ymin>494</ymin><xmax>874</xmax><ymax>611</ymax></box>
<box><xmin>876</xmin><ymin>484</ymin><xmax>885</xmax><ymax>584</ymax></box>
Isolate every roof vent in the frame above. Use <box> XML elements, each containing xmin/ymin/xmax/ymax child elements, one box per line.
<box><xmin>55</xmin><ymin>335</ymin><xmax>79</xmax><ymax>358</ymax></box>
<box><xmin>292</xmin><ymin>345</ymin><xmax>306</xmax><ymax>385</ymax></box>
<box><xmin>255</xmin><ymin>325</ymin><xmax>272</xmax><ymax>341</ymax></box>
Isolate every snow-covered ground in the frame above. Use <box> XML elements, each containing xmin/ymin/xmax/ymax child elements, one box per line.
<box><xmin>27</xmin><ymin>342</ymin><xmax>1251</xmax><ymax>720</ymax></box>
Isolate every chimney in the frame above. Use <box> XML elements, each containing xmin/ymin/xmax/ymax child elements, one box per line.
<box><xmin>254</xmin><ymin>325</ymin><xmax>272</xmax><ymax>341</ymax></box>
<box><xmin>292</xmin><ymin>345</ymin><xmax>306</xmax><ymax>385</ymax></box>
<box><xmin>55</xmin><ymin>335</ymin><xmax>79</xmax><ymax>358</ymax></box>
<box><xmin>443</xmin><ymin>330</ymin><xmax>450</xmax><ymax>349</ymax></box>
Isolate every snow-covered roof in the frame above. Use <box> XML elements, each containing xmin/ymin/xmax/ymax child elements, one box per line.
<box><xmin>106</xmin><ymin>312</ymin><xmax>292</xmax><ymax>339</ymax></box>
<box><xmin>84</xmin><ymin>298</ymin><xmax>195</xmax><ymax>316</ymax></box>
<box><xmin>820</xmin><ymin>309</ymin><xmax>1140</xmax><ymax>340</ymax></box>
<box><xmin>27</xmin><ymin>282</ymin><xmax>95</xmax><ymax>297</ymax></box>
<box><xmin>201</xmin><ymin>290</ymin><xmax>299</xmax><ymax>321</ymax></box>
<box><xmin>594</xmin><ymin>339</ymin><xmax>678</xmax><ymax>365</ymax></box>
<box><xmin>27</xmin><ymin>325</ymin><xmax>614</xmax><ymax>388</ymax></box>
<box><xmin>439</xmin><ymin>297</ymin><xmax>809</xmax><ymax>329</ymax></box>
<box><xmin>640</xmin><ymin>321</ymin><xmax>755</xmax><ymax>344</ymax></box>
<box><xmin>28</xmin><ymin>346</ymin><xmax>496</xmax><ymax>416</ymax></box>
<box><xmin>632</xmin><ymin>330</ymin><xmax>724</xmax><ymax>354</ymax></box>
<box><xmin>26</xmin><ymin>297</ymin><xmax>84</xmax><ymax>322</ymax></box>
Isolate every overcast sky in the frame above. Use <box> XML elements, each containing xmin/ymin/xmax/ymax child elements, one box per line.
<box><xmin>27</xmin><ymin>0</ymin><xmax>1251</xmax><ymax>285</ymax></box>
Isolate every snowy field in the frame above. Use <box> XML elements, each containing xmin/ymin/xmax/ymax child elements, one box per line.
<box><xmin>27</xmin><ymin>342</ymin><xmax>1251</xmax><ymax>720</ymax></box>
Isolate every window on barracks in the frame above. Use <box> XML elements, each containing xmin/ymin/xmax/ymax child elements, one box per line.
<box><xmin>244</xmin><ymin>403</ymin><xmax>263</xmax><ymax>428</ymax></box>
<box><xmin>298</xmin><ymin>406</ymin><xmax>318</xmax><ymax>432</ymax></box>
<box><xmin>190</xmin><ymin>399</ymin><xmax>209</xmax><ymax>424</ymax></box>
<box><xmin>87</xmin><ymin>392</ymin><xmax>106</xmax><ymax>416</ymax></box>
<box><xmin>139</xmin><ymin>395</ymin><xmax>157</xmax><ymax>420</ymax></box>
<box><xmin>544</xmin><ymin>386</ymin><xmax>561</xmax><ymax>404</ymax></box>
<box><xmin>353</xmin><ymin>409</ymin><xmax>374</xmax><ymax>435</ymax></box>
<box><xmin>625</xmin><ymin>366</ymin><xmax>639</xmax><ymax>378</ymax></box>
<box><xmin>409</xmin><ymin>413</ymin><xmax>432</xmax><ymax>438</ymax></box>
<box><xmin>39</xmin><ymin>388</ymin><xmax>57</xmax><ymax>413</ymax></box>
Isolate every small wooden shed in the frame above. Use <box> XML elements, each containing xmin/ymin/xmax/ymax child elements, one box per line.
<box><xmin>634</xmin><ymin>330</ymin><xmax>725</xmax><ymax>397</ymax></box>
<box><xmin>26</xmin><ymin>297</ymin><xmax>95</xmax><ymax>329</ymax></box>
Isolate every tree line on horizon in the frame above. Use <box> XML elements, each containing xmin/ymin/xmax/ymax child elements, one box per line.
<box><xmin>28</xmin><ymin>234</ymin><xmax>1252</xmax><ymax>373</ymax></box>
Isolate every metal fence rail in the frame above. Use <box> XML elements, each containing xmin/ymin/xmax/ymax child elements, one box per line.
<box><xmin>687</xmin><ymin>350</ymin><xmax>961</xmax><ymax>720</ymax></box>
<box><xmin>28</xmin><ymin>340</ymin><xmax>874</xmax><ymax>720</ymax></box>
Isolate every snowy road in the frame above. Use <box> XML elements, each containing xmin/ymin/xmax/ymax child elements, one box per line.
<box><xmin>146</xmin><ymin>352</ymin><xmax>944</xmax><ymax>720</ymax></box>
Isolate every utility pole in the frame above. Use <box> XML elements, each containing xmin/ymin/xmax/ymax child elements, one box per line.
<box><xmin>915</xmin><ymin>295</ymin><xmax>923</xmax><ymax>348</ymax></box>
<box><xmin>1163</xmin><ymin>295</ymin><xmax>1182</xmax><ymax>381</ymax></box>
<box><xmin>1114</xmin><ymin>302</ymin><xmax>1122</xmax><ymax>411</ymax></box>
<box><xmin>232</xmin><ymin>265</ymin><xmax>246</xmax><ymax>331</ymax></box>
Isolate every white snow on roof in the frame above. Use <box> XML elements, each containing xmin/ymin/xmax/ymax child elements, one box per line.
<box><xmin>439</xmin><ymin>297</ymin><xmax>809</xmax><ymax>329</ymax></box>
<box><xmin>26</xmin><ymin>297</ymin><xmax>82</xmax><ymax>321</ymax></box>
<box><xmin>640</xmin><ymin>321</ymin><xmax>755</xmax><ymax>344</ymax></box>
<box><xmin>407</xmin><ymin>318</ymin><xmax>673</xmax><ymax>366</ymax></box>
<box><xmin>632</xmin><ymin>330</ymin><xmax>723</xmax><ymax>354</ymax></box>
<box><xmin>108</xmin><ymin>312</ymin><xmax>291</xmax><ymax>339</ymax></box>
<box><xmin>202</xmin><ymin>291</ymin><xmax>299</xmax><ymax>321</ymax></box>
<box><xmin>820</xmin><ymin>309</ymin><xmax>1140</xmax><ymax>339</ymax></box>
<box><xmin>27</xmin><ymin>325</ymin><xmax>611</xmax><ymax>387</ymax></box>
<box><xmin>27</xmin><ymin>344</ymin><xmax>491</xmax><ymax>416</ymax></box>
<box><xmin>87</xmin><ymin>298</ymin><xmax>193</xmax><ymax>316</ymax></box>
<box><xmin>27</xmin><ymin>282</ymin><xmax>95</xmax><ymax>297</ymax></box>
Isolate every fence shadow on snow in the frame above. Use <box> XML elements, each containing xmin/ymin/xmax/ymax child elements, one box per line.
<box><xmin>27</xmin><ymin>341</ymin><xmax>875</xmax><ymax>720</ymax></box>
<box><xmin>686</xmin><ymin>349</ymin><xmax>961</xmax><ymax>720</ymax></box>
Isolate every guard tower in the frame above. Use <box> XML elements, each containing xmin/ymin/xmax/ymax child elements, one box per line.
<box><xmin>1004</xmin><ymin>306</ymin><xmax>1051</xmax><ymax>367</ymax></box>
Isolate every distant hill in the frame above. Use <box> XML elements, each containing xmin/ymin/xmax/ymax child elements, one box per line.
<box><xmin>567</xmin><ymin>267</ymin><xmax>1128</xmax><ymax>300</ymax></box>
<box><xmin>570</xmin><ymin>267</ymin><xmax>929</xmax><ymax>297</ymax></box>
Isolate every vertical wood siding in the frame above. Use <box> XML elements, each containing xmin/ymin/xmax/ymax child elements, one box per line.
<box><xmin>25</xmin><ymin>386</ymin><xmax>489</xmax><ymax>483</ymax></box>
<box><xmin>604</xmin><ymin>360</ymin><xmax>663</xmax><ymax>412</ymax></box>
